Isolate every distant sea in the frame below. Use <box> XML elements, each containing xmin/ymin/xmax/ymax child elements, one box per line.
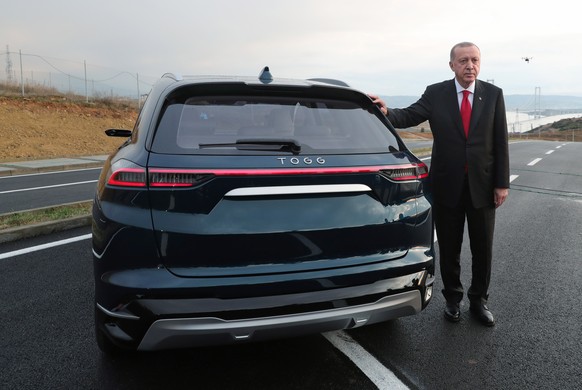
<box><xmin>506</xmin><ymin>112</ymin><xmax>582</xmax><ymax>133</ymax></box>
<box><xmin>382</xmin><ymin>95</ymin><xmax>582</xmax><ymax>111</ymax></box>
<box><xmin>382</xmin><ymin>95</ymin><xmax>582</xmax><ymax>133</ymax></box>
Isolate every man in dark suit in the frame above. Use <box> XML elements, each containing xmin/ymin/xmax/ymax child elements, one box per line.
<box><xmin>370</xmin><ymin>42</ymin><xmax>509</xmax><ymax>326</ymax></box>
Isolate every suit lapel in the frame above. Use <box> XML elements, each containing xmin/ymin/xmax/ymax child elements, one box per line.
<box><xmin>469</xmin><ymin>80</ymin><xmax>486</xmax><ymax>136</ymax></box>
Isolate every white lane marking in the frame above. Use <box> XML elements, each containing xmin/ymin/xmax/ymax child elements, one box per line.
<box><xmin>545</xmin><ymin>150</ymin><xmax>554</xmax><ymax>155</ymax></box>
<box><xmin>324</xmin><ymin>331</ymin><xmax>409</xmax><ymax>390</ymax></box>
<box><xmin>0</xmin><ymin>234</ymin><xmax>91</xmax><ymax>260</ymax></box>
<box><xmin>527</xmin><ymin>158</ymin><xmax>542</xmax><ymax>166</ymax></box>
<box><xmin>0</xmin><ymin>167</ymin><xmax>102</xmax><ymax>180</ymax></box>
<box><xmin>0</xmin><ymin>180</ymin><xmax>97</xmax><ymax>194</ymax></box>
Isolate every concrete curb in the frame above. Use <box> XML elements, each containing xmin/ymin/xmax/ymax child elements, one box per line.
<box><xmin>0</xmin><ymin>162</ymin><xmax>104</xmax><ymax>177</ymax></box>
<box><xmin>0</xmin><ymin>156</ymin><xmax>107</xmax><ymax>177</ymax></box>
<box><xmin>0</xmin><ymin>215</ymin><xmax>92</xmax><ymax>244</ymax></box>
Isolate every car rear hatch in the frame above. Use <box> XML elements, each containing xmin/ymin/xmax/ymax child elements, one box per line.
<box><xmin>146</xmin><ymin>84</ymin><xmax>428</xmax><ymax>277</ymax></box>
<box><xmin>147</xmin><ymin>156</ymin><xmax>427</xmax><ymax>277</ymax></box>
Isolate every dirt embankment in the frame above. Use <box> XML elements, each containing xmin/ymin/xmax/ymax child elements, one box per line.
<box><xmin>0</xmin><ymin>96</ymin><xmax>138</xmax><ymax>162</ymax></box>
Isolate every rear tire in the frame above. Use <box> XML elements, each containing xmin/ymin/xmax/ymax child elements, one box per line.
<box><xmin>96</xmin><ymin>324</ymin><xmax>124</xmax><ymax>356</ymax></box>
<box><xmin>95</xmin><ymin>305</ymin><xmax>126</xmax><ymax>356</ymax></box>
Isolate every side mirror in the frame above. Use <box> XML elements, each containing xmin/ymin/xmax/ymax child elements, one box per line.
<box><xmin>105</xmin><ymin>129</ymin><xmax>132</xmax><ymax>137</ymax></box>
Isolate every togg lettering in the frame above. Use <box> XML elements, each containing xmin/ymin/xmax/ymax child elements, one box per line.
<box><xmin>277</xmin><ymin>157</ymin><xmax>326</xmax><ymax>165</ymax></box>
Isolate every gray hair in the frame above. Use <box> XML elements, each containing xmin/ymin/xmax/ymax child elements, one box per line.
<box><xmin>450</xmin><ymin>42</ymin><xmax>480</xmax><ymax>61</ymax></box>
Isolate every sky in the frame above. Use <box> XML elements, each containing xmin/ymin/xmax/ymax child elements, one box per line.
<box><xmin>2</xmin><ymin>0</ymin><xmax>581</xmax><ymax>98</ymax></box>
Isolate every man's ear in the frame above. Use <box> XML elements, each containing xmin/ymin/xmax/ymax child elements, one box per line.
<box><xmin>449</xmin><ymin>62</ymin><xmax>454</xmax><ymax>71</ymax></box>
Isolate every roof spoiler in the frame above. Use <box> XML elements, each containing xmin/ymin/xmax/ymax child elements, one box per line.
<box><xmin>308</xmin><ymin>78</ymin><xmax>350</xmax><ymax>87</ymax></box>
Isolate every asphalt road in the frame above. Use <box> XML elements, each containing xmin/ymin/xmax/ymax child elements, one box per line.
<box><xmin>0</xmin><ymin>167</ymin><xmax>101</xmax><ymax>213</ymax></box>
<box><xmin>351</xmin><ymin>140</ymin><xmax>582</xmax><ymax>389</ymax></box>
<box><xmin>1</xmin><ymin>140</ymin><xmax>581</xmax><ymax>389</ymax></box>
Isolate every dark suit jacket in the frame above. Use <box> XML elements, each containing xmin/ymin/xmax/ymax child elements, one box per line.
<box><xmin>387</xmin><ymin>79</ymin><xmax>509</xmax><ymax>209</ymax></box>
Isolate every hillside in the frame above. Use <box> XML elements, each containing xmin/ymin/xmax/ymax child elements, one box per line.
<box><xmin>0</xmin><ymin>96</ymin><xmax>138</xmax><ymax>162</ymax></box>
<box><xmin>525</xmin><ymin>116</ymin><xmax>582</xmax><ymax>138</ymax></box>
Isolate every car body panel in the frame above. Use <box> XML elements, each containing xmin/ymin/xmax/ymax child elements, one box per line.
<box><xmin>92</xmin><ymin>69</ymin><xmax>434</xmax><ymax>353</ymax></box>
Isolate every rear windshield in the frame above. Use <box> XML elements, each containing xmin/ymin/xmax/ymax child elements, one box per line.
<box><xmin>151</xmin><ymin>94</ymin><xmax>401</xmax><ymax>154</ymax></box>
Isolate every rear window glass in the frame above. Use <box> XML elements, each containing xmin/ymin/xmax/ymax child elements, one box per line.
<box><xmin>151</xmin><ymin>95</ymin><xmax>401</xmax><ymax>154</ymax></box>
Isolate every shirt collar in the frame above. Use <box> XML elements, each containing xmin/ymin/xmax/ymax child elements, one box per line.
<box><xmin>455</xmin><ymin>79</ymin><xmax>475</xmax><ymax>94</ymax></box>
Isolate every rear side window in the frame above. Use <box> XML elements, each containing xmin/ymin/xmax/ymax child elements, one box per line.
<box><xmin>151</xmin><ymin>94</ymin><xmax>401</xmax><ymax>154</ymax></box>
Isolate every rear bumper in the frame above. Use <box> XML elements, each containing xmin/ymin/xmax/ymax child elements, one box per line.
<box><xmin>136</xmin><ymin>289</ymin><xmax>422</xmax><ymax>350</ymax></box>
<box><xmin>95</xmin><ymin>260</ymin><xmax>434</xmax><ymax>351</ymax></box>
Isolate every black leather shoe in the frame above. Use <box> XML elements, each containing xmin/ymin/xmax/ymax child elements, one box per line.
<box><xmin>470</xmin><ymin>303</ymin><xmax>495</xmax><ymax>326</ymax></box>
<box><xmin>444</xmin><ymin>302</ymin><xmax>460</xmax><ymax>322</ymax></box>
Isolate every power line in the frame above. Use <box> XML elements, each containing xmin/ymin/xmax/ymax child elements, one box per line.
<box><xmin>0</xmin><ymin>49</ymin><xmax>155</xmax><ymax>107</ymax></box>
<box><xmin>0</xmin><ymin>50</ymin><xmax>155</xmax><ymax>86</ymax></box>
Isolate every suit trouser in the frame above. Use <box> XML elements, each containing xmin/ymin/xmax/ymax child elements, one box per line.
<box><xmin>433</xmin><ymin>177</ymin><xmax>496</xmax><ymax>305</ymax></box>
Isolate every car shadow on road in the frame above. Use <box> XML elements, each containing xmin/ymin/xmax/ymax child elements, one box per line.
<box><xmin>94</xmin><ymin>334</ymin><xmax>376</xmax><ymax>390</ymax></box>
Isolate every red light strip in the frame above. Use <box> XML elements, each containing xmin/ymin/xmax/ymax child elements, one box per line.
<box><xmin>148</xmin><ymin>163</ymin><xmax>427</xmax><ymax>178</ymax></box>
<box><xmin>108</xmin><ymin>163</ymin><xmax>428</xmax><ymax>188</ymax></box>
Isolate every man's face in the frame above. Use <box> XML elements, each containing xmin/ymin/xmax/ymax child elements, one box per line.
<box><xmin>449</xmin><ymin>45</ymin><xmax>480</xmax><ymax>88</ymax></box>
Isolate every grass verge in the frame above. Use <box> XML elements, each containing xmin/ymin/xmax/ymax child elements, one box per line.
<box><xmin>0</xmin><ymin>201</ymin><xmax>92</xmax><ymax>230</ymax></box>
<box><xmin>411</xmin><ymin>147</ymin><xmax>432</xmax><ymax>157</ymax></box>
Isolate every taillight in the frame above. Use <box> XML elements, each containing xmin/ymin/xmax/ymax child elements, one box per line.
<box><xmin>106</xmin><ymin>160</ymin><xmax>147</xmax><ymax>187</ymax></box>
<box><xmin>380</xmin><ymin>162</ymin><xmax>429</xmax><ymax>181</ymax></box>
<box><xmin>149</xmin><ymin>169</ymin><xmax>213</xmax><ymax>188</ymax></box>
<box><xmin>106</xmin><ymin>161</ymin><xmax>214</xmax><ymax>188</ymax></box>
<box><xmin>108</xmin><ymin>168</ymin><xmax>147</xmax><ymax>187</ymax></box>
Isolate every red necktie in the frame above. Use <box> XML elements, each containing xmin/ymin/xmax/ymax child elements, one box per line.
<box><xmin>461</xmin><ymin>90</ymin><xmax>471</xmax><ymax>137</ymax></box>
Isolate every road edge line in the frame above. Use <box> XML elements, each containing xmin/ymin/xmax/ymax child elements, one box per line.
<box><xmin>0</xmin><ymin>215</ymin><xmax>91</xmax><ymax>244</ymax></box>
<box><xmin>0</xmin><ymin>233</ymin><xmax>92</xmax><ymax>260</ymax></box>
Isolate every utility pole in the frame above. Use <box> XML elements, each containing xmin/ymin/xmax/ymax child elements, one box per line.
<box><xmin>136</xmin><ymin>73</ymin><xmax>140</xmax><ymax>109</ymax></box>
<box><xmin>19</xmin><ymin>50</ymin><xmax>24</xmax><ymax>96</ymax></box>
<box><xmin>5</xmin><ymin>45</ymin><xmax>14</xmax><ymax>83</ymax></box>
<box><xmin>84</xmin><ymin>60</ymin><xmax>88</xmax><ymax>103</ymax></box>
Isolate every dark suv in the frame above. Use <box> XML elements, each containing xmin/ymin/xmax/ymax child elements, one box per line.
<box><xmin>92</xmin><ymin>67</ymin><xmax>434</xmax><ymax>354</ymax></box>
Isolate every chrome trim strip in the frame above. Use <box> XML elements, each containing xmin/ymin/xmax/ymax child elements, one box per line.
<box><xmin>225</xmin><ymin>184</ymin><xmax>371</xmax><ymax>197</ymax></box>
<box><xmin>137</xmin><ymin>290</ymin><xmax>421</xmax><ymax>351</ymax></box>
<box><xmin>96</xmin><ymin>303</ymin><xmax>140</xmax><ymax>320</ymax></box>
<box><xmin>92</xmin><ymin>226</ymin><xmax>129</xmax><ymax>260</ymax></box>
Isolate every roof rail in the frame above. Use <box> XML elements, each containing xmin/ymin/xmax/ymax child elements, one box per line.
<box><xmin>161</xmin><ymin>73</ymin><xmax>183</xmax><ymax>81</ymax></box>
